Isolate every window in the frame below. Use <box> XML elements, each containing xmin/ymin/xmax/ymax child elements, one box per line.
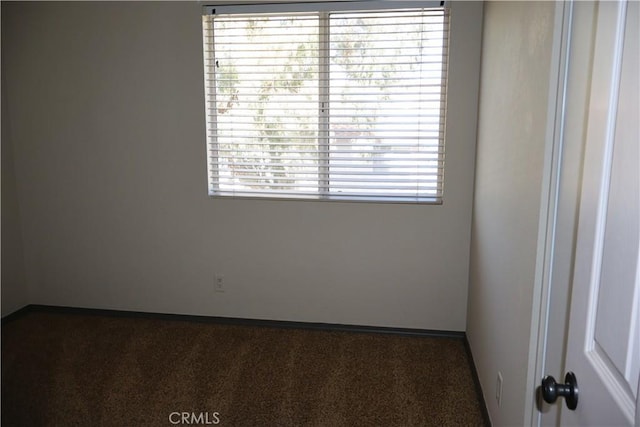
<box><xmin>202</xmin><ymin>1</ymin><xmax>449</xmax><ymax>203</ymax></box>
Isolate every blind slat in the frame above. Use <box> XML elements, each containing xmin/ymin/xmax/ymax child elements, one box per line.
<box><xmin>212</xmin><ymin>163</ymin><xmax>445</xmax><ymax>172</ymax></box>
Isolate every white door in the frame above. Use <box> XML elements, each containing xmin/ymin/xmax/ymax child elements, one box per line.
<box><xmin>553</xmin><ymin>1</ymin><xmax>639</xmax><ymax>425</ymax></box>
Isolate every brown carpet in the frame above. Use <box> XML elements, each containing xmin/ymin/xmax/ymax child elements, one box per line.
<box><xmin>2</xmin><ymin>311</ymin><xmax>486</xmax><ymax>426</ymax></box>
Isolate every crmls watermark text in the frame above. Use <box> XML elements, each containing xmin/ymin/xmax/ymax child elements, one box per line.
<box><xmin>169</xmin><ymin>412</ymin><xmax>220</xmax><ymax>425</ymax></box>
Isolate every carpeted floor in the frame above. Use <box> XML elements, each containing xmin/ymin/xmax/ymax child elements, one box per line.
<box><xmin>2</xmin><ymin>311</ymin><xmax>487</xmax><ymax>426</ymax></box>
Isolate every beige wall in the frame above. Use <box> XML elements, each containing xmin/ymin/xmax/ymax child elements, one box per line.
<box><xmin>467</xmin><ymin>1</ymin><xmax>557</xmax><ymax>425</ymax></box>
<box><xmin>1</xmin><ymin>2</ymin><xmax>482</xmax><ymax>330</ymax></box>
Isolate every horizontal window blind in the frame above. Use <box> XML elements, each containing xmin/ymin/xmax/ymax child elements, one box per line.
<box><xmin>203</xmin><ymin>2</ymin><xmax>449</xmax><ymax>203</ymax></box>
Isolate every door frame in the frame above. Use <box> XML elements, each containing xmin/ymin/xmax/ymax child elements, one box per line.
<box><xmin>524</xmin><ymin>0</ymin><xmax>582</xmax><ymax>425</ymax></box>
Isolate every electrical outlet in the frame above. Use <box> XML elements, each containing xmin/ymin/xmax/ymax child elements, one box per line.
<box><xmin>214</xmin><ymin>274</ymin><xmax>225</xmax><ymax>292</ymax></box>
<box><xmin>496</xmin><ymin>372</ymin><xmax>503</xmax><ymax>407</ymax></box>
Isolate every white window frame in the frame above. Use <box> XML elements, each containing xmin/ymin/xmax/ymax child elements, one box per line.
<box><xmin>203</xmin><ymin>1</ymin><xmax>449</xmax><ymax>204</ymax></box>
